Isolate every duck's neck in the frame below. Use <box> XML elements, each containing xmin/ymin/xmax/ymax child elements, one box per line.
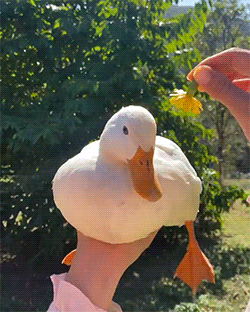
<box><xmin>99</xmin><ymin>139</ymin><xmax>125</xmax><ymax>166</ymax></box>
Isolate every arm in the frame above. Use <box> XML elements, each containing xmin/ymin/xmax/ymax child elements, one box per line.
<box><xmin>65</xmin><ymin>231</ymin><xmax>157</xmax><ymax>311</ymax></box>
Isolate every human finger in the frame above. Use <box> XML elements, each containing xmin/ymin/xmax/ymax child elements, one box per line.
<box><xmin>187</xmin><ymin>48</ymin><xmax>250</xmax><ymax>81</ymax></box>
<box><xmin>193</xmin><ymin>65</ymin><xmax>250</xmax><ymax>140</ymax></box>
<box><xmin>198</xmin><ymin>78</ymin><xmax>250</xmax><ymax>93</ymax></box>
<box><xmin>193</xmin><ymin>65</ymin><xmax>249</xmax><ymax>105</ymax></box>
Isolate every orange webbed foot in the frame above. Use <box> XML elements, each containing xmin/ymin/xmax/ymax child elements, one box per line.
<box><xmin>174</xmin><ymin>221</ymin><xmax>215</xmax><ymax>295</ymax></box>
<box><xmin>62</xmin><ymin>249</ymin><xmax>76</xmax><ymax>266</ymax></box>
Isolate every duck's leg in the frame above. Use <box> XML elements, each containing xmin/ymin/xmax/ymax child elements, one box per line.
<box><xmin>62</xmin><ymin>249</ymin><xmax>76</xmax><ymax>266</ymax></box>
<box><xmin>174</xmin><ymin>220</ymin><xmax>215</xmax><ymax>294</ymax></box>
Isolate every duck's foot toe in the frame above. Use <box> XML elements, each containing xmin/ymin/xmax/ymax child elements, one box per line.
<box><xmin>62</xmin><ymin>249</ymin><xmax>76</xmax><ymax>266</ymax></box>
<box><xmin>174</xmin><ymin>241</ymin><xmax>215</xmax><ymax>294</ymax></box>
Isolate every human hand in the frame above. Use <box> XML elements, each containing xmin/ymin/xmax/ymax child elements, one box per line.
<box><xmin>187</xmin><ymin>48</ymin><xmax>250</xmax><ymax>140</ymax></box>
<box><xmin>111</xmin><ymin>230</ymin><xmax>157</xmax><ymax>267</ymax></box>
<box><xmin>65</xmin><ymin>230</ymin><xmax>158</xmax><ymax>311</ymax></box>
<box><xmin>73</xmin><ymin>230</ymin><xmax>157</xmax><ymax>272</ymax></box>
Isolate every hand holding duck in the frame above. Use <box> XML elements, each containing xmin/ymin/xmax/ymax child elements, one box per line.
<box><xmin>53</xmin><ymin>105</ymin><xmax>215</xmax><ymax>295</ymax></box>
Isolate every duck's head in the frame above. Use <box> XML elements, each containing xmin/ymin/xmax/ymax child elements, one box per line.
<box><xmin>100</xmin><ymin>106</ymin><xmax>163</xmax><ymax>202</ymax></box>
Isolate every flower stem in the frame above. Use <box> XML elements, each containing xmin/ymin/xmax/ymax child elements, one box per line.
<box><xmin>187</xmin><ymin>80</ymin><xmax>199</xmax><ymax>96</ymax></box>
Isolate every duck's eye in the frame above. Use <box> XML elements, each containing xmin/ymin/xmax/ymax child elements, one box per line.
<box><xmin>123</xmin><ymin>126</ymin><xmax>129</xmax><ymax>135</ymax></box>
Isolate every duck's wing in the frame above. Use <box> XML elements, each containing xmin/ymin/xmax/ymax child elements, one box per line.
<box><xmin>155</xmin><ymin>136</ymin><xmax>199</xmax><ymax>180</ymax></box>
<box><xmin>154</xmin><ymin>136</ymin><xmax>202</xmax><ymax>226</ymax></box>
<box><xmin>52</xmin><ymin>140</ymin><xmax>102</xmax><ymax>234</ymax></box>
<box><xmin>53</xmin><ymin>140</ymin><xmax>100</xmax><ymax>185</ymax></box>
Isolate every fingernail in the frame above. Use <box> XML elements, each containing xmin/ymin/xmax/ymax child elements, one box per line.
<box><xmin>193</xmin><ymin>66</ymin><xmax>212</xmax><ymax>86</ymax></box>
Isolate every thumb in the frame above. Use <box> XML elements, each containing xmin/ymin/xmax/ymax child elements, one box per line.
<box><xmin>193</xmin><ymin>65</ymin><xmax>248</xmax><ymax>108</ymax></box>
<box><xmin>193</xmin><ymin>65</ymin><xmax>250</xmax><ymax>140</ymax></box>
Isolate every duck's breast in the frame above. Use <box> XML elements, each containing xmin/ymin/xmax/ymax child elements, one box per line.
<box><xmin>52</xmin><ymin>141</ymin><xmax>161</xmax><ymax>243</ymax></box>
<box><xmin>52</xmin><ymin>137</ymin><xmax>202</xmax><ymax>244</ymax></box>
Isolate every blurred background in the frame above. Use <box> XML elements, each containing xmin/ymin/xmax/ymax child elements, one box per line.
<box><xmin>1</xmin><ymin>0</ymin><xmax>250</xmax><ymax>311</ymax></box>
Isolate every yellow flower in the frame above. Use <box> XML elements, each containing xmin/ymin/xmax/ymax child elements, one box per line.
<box><xmin>170</xmin><ymin>81</ymin><xmax>203</xmax><ymax>115</ymax></box>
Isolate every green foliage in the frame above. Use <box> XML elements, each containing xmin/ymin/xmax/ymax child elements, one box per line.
<box><xmin>113</xmin><ymin>243</ymin><xmax>250</xmax><ymax>311</ymax></box>
<box><xmin>173</xmin><ymin>303</ymin><xmax>201</xmax><ymax>312</ymax></box>
<box><xmin>197</xmin><ymin>168</ymin><xmax>249</xmax><ymax>236</ymax></box>
<box><xmin>194</xmin><ymin>0</ymin><xmax>249</xmax><ymax>54</ymax></box>
<box><xmin>1</xmin><ymin>165</ymin><xmax>75</xmax><ymax>265</ymax></box>
<box><xmin>1</xmin><ymin>0</ymin><xmax>208</xmax><ymax>152</ymax></box>
<box><xmin>211</xmin><ymin>245</ymin><xmax>250</xmax><ymax>279</ymax></box>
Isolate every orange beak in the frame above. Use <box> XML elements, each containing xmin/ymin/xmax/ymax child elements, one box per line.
<box><xmin>128</xmin><ymin>146</ymin><xmax>163</xmax><ymax>202</ymax></box>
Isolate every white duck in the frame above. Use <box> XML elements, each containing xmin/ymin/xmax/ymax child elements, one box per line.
<box><xmin>53</xmin><ymin>105</ymin><xmax>215</xmax><ymax>294</ymax></box>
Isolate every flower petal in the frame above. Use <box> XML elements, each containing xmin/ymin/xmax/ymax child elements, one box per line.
<box><xmin>170</xmin><ymin>91</ymin><xmax>203</xmax><ymax>115</ymax></box>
